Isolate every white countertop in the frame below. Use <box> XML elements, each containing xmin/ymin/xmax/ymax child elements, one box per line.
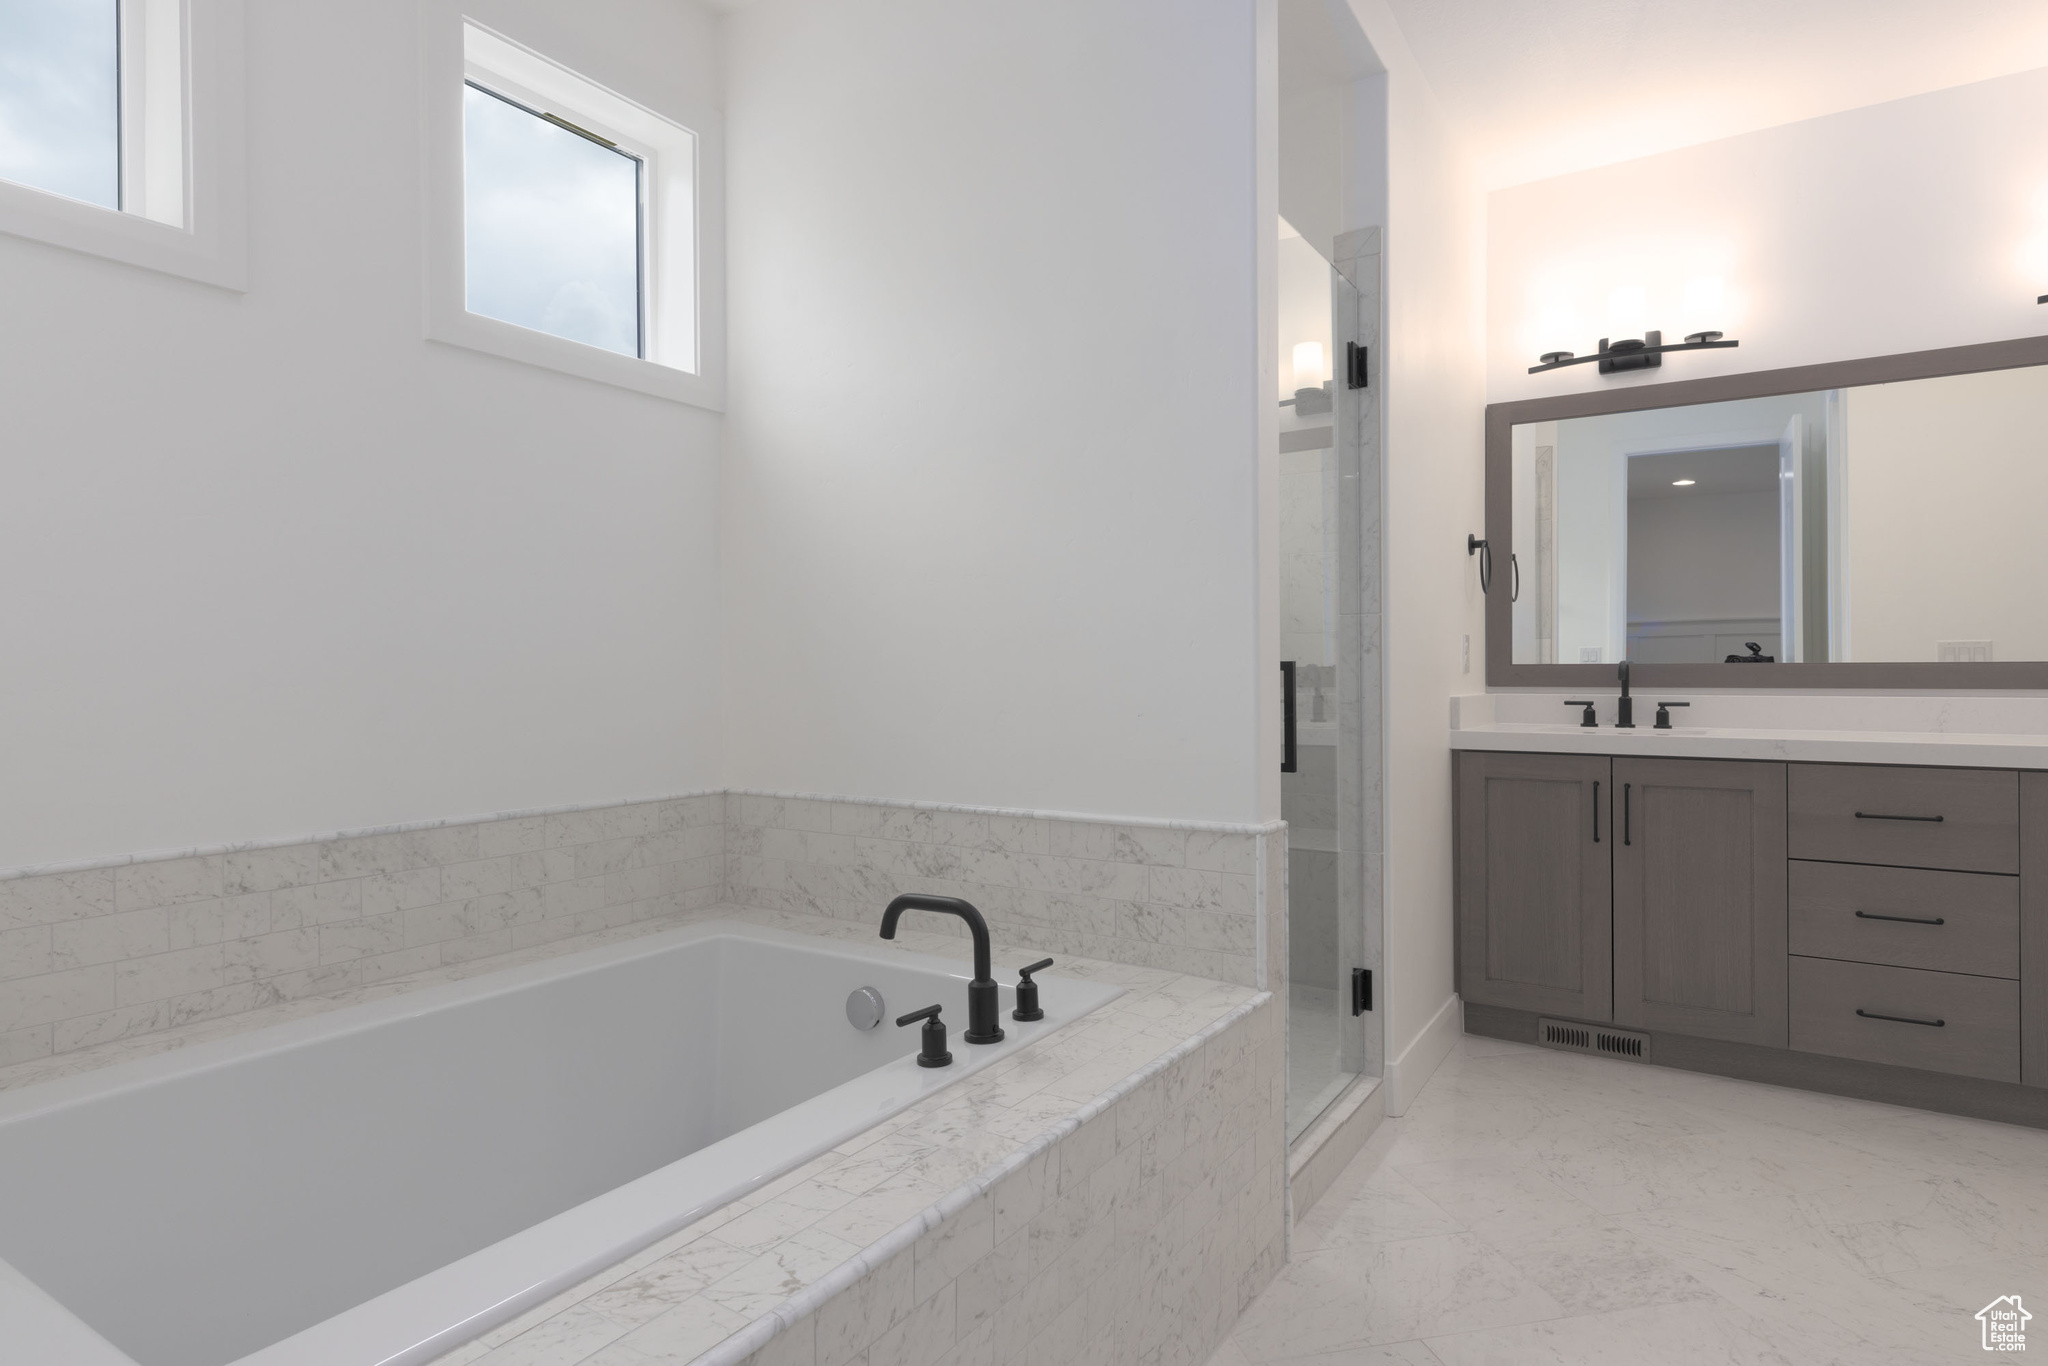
<box><xmin>1449</xmin><ymin>693</ymin><xmax>2048</xmax><ymax>769</ymax></box>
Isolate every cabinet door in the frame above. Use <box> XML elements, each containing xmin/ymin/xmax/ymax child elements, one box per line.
<box><xmin>2022</xmin><ymin>773</ymin><xmax>2048</xmax><ymax>1089</ymax></box>
<box><xmin>1457</xmin><ymin>751</ymin><xmax>1612</xmax><ymax>1021</ymax></box>
<box><xmin>1614</xmin><ymin>758</ymin><xmax>1787</xmax><ymax>1046</ymax></box>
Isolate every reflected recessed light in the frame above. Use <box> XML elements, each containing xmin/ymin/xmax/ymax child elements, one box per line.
<box><xmin>1672</xmin><ymin>478</ymin><xmax>1696</xmax><ymax>486</ymax></box>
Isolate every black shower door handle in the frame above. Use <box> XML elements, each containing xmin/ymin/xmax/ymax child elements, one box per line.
<box><xmin>1281</xmin><ymin>660</ymin><xmax>1297</xmax><ymax>774</ymax></box>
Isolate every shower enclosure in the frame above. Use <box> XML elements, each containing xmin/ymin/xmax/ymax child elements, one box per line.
<box><xmin>1278</xmin><ymin>221</ymin><xmax>1381</xmax><ymax>1142</ymax></box>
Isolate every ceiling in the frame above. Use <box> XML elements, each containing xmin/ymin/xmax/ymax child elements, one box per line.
<box><xmin>1383</xmin><ymin>0</ymin><xmax>2048</xmax><ymax>189</ymax></box>
<box><xmin>1626</xmin><ymin>445</ymin><xmax>1779</xmax><ymax>500</ymax></box>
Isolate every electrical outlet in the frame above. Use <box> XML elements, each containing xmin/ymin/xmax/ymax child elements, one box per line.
<box><xmin>1461</xmin><ymin>634</ymin><xmax>1470</xmax><ymax>674</ymax></box>
<box><xmin>1580</xmin><ymin>646</ymin><xmax>1603</xmax><ymax>663</ymax></box>
<box><xmin>1937</xmin><ymin>640</ymin><xmax>1994</xmax><ymax>662</ymax></box>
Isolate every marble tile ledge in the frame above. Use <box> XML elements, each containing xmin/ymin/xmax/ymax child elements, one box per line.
<box><xmin>1452</xmin><ymin>693</ymin><xmax>2048</xmax><ymax>769</ymax></box>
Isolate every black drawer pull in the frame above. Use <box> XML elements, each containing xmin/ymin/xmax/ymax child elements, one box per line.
<box><xmin>1854</xmin><ymin>910</ymin><xmax>1946</xmax><ymax>926</ymax></box>
<box><xmin>1856</xmin><ymin>1008</ymin><xmax>1946</xmax><ymax>1028</ymax></box>
<box><xmin>1592</xmin><ymin>781</ymin><xmax>1600</xmax><ymax>844</ymax></box>
<box><xmin>1853</xmin><ymin>811</ymin><xmax>1944</xmax><ymax>823</ymax></box>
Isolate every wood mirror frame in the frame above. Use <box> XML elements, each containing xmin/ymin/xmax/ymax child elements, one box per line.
<box><xmin>1486</xmin><ymin>333</ymin><xmax>2048</xmax><ymax>689</ymax></box>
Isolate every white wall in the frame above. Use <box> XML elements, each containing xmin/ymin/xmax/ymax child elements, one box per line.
<box><xmin>0</xmin><ymin>0</ymin><xmax>726</xmax><ymax>870</ymax></box>
<box><xmin>719</xmin><ymin>0</ymin><xmax>1267</xmax><ymax>823</ymax></box>
<box><xmin>1843</xmin><ymin>365</ymin><xmax>2048</xmax><ymax>661</ymax></box>
<box><xmin>1338</xmin><ymin>0</ymin><xmax>1485</xmax><ymax>1106</ymax></box>
<box><xmin>1488</xmin><ymin>66</ymin><xmax>2048</xmax><ymax>404</ymax></box>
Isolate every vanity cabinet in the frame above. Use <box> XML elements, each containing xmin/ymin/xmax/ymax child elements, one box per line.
<box><xmin>1613</xmin><ymin>758</ymin><xmax>1788</xmax><ymax>1047</ymax></box>
<box><xmin>1455</xmin><ymin>752</ymin><xmax>1611</xmax><ymax>1022</ymax></box>
<box><xmin>1457</xmin><ymin>750</ymin><xmax>2048</xmax><ymax>1115</ymax></box>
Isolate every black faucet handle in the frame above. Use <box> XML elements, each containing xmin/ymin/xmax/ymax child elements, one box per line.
<box><xmin>1654</xmin><ymin>701</ymin><xmax>1691</xmax><ymax>730</ymax></box>
<box><xmin>897</xmin><ymin>1004</ymin><xmax>953</xmax><ymax>1067</ymax></box>
<box><xmin>1563</xmin><ymin>700</ymin><xmax>1598</xmax><ymax>728</ymax></box>
<box><xmin>1013</xmin><ymin>959</ymin><xmax>1053</xmax><ymax>1022</ymax></box>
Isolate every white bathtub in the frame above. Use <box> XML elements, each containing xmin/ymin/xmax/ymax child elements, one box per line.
<box><xmin>0</xmin><ymin>919</ymin><xmax>1120</xmax><ymax>1366</ymax></box>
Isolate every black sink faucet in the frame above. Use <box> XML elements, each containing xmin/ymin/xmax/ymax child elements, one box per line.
<box><xmin>1616</xmin><ymin>660</ymin><xmax>1635</xmax><ymax>729</ymax></box>
<box><xmin>879</xmin><ymin>894</ymin><xmax>1004</xmax><ymax>1044</ymax></box>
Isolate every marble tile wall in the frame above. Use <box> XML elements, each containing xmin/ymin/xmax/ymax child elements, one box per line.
<box><xmin>723</xmin><ymin>794</ymin><xmax>1279</xmax><ymax>990</ymax></box>
<box><xmin>0</xmin><ymin>790</ymin><xmax>1279</xmax><ymax>1066</ymax></box>
<box><xmin>0</xmin><ymin>795</ymin><xmax>725</xmax><ymax>1068</ymax></box>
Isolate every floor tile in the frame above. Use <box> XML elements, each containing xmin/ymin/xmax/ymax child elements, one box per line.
<box><xmin>1213</xmin><ymin>1034</ymin><xmax>2048</xmax><ymax>1366</ymax></box>
<box><xmin>1227</xmin><ymin>1232</ymin><xmax>1564</xmax><ymax>1358</ymax></box>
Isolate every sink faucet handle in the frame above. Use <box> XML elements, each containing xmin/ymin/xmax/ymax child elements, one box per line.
<box><xmin>1563</xmin><ymin>700</ymin><xmax>1598</xmax><ymax>728</ymax></box>
<box><xmin>897</xmin><ymin>1004</ymin><xmax>953</xmax><ymax>1067</ymax></box>
<box><xmin>1013</xmin><ymin>958</ymin><xmax>1054</xmax><ymax>1022</ymax></box>
<box><xmin>1654</xmin><ymin>701</ymin><xmax>1691</xmax><ymax>730</ymax></box>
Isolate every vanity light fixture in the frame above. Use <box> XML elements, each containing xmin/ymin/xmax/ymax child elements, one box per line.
<box><xmin>1529</xmin><ymin>329</ymin><xmax>1740</xmax><ymax>376</ymax></box>
<box><xmin>1672</xmin><ymin>478</ymin><xmax>1696</xmax><ymax>486</ymax></box>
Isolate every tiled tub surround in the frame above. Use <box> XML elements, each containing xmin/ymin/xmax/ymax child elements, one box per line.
<box><xmin>423</xmin><ymin>908</ymin><xmax>1284</xmax><ymax>1366</ymax></box>
<box><xmin>0</xmin><ymin>905</ymin><xmax>1284</xmax><ymax>1366</ymax></box>
<box><xmin>0</xmin><ymin>795</ymin><xmax>727</xmax><ymax>1070</ymax></box>
<box><xmin>0</xmin><ymin>792</ymin><xmax>1281</xmax><ymax>1068</ymax></box>
<box><xmin>0</xmin><ymin>919</ymin><xmax>1124</xmax><ymax>1366</ymax></box>
<box><xmin>724</xmin><ymin>794</ymin><xmax>1278</xmax><ymax>990</ymax></box>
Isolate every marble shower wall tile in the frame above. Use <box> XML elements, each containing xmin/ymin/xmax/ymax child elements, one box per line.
<box><xmin>724</xmin><ymin>795</ymin><xmax>1274</xmax><ymax>989</ymax></box>
<box><xmin>0</xmin><ymin>795</ymin><xmax>725</xmax><ymax>1065</ymax></box>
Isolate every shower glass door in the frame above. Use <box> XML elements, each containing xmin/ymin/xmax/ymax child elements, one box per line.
<box><xmin>1279</xmin><ymin>223</ymin><xmax>1369</xmax><ymax>1141</ymax></box>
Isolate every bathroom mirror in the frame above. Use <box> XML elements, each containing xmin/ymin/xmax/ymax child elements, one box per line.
<box><xmin>1485</xmin><ymin>334</ymin><xmax>2048</xmax><ymax>687</ymax></box>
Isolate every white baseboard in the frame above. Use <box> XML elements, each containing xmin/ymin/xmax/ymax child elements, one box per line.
<box><xmin>1384</xmin><ymin>993</ymin><xmax>1461</xmax><ymax>1116</ymax></box>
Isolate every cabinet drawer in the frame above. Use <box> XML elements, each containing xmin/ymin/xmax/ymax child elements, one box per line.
<box><xmin>1788</xmin><ymin>765</ymin><xmax>2017</xmax><ymax>873</ymax></box>
<box><xmin>1788</xmin><ymin>861</ymin><xmax>2018</xmax><ymax>979</ymax></box>
<box><xmin>1789</xmin><ymin>956</ymin><xmax>2019</xmax><ymax>1082</ymax></box>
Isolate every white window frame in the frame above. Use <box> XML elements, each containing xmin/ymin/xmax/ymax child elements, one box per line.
<box><xmin>0</xmin><ymin>0</ymin><xmax>246</xmax><ymax>289</ymax></box>
<box><xmin>423</xmin><ymin>14</ymin><xmax>724</xmax><ymax>410</ymax></box>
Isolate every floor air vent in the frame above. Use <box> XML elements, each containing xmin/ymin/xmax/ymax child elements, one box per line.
<box><xmin>1537</xmin><ymin>1019</ymin><xmax>1650</xmax><ymax>1062</ymax></box>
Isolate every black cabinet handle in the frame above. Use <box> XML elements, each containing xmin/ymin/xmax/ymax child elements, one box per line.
<box><xmin>1623</xmin><ymin>783</ymin><xmax>1631</xmax><ymax>846</ymax></box>
<box><xmin>1510</xmin><ymin>552</ymin><xmax>1520</xmax><ymax>603</ymax></box>
<box><xmin>1854</xmin><ymin>910</ymin><xmax>1946</xmax><ymax>926</ymax></box>
<box><xmin>1592</xmin><ymin>781</ymin><xmax>1600</xmax><ymax>844</ymax></box>
<box><xmin>1854</xmin><ymin>811</ymin><xmax>1944</xmax><ymax>823</ymax></box>
<box><xmin>1856</xmin><ymin>1008</ymin><xmax>1945</xmax><ymax>1028</ymax></box>
<box><xmin>1280</xmin><ymin>660</ymin><xmax>1297</xmax><ymax>774</ymax></box>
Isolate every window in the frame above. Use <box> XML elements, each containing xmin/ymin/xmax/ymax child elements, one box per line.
<box><xmin>0</xmin><ymin>0</ymin><xmax>244</xmax><ymax>289</ymax></box>
<box><xmin>0</xmin><ymin>0</ymin><xmax>120</xmax><ymax>209</ymax></box>
<box><xmin>0</xmin><ymin>0</ymin><xmax>185</xmax><ymax>223</ymax></box>
<box><xmin>463</xmin><ymin>81</ymin><xmax>643</xmax><ymax>358</ymax></box>
<box><xmin>425</xmin><ymin>17</ymin><xmax>721</xmax><ymax>408</ymax></box>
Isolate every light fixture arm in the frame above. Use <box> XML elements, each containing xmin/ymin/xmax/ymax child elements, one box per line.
<box><xmin>1529</xmin><ymin>329</ymin><xmax>1739</xmax><ymax>375</ymax></box>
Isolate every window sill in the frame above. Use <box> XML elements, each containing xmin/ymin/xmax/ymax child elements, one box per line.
<box><xmin>0</xmin><ymin>181</ymin><xmax>244</xmax><ymax>290</ymax></box>
<box><xmin>424</xmin><ymin>307</ymin><xmax>723</xmax><ymax>409</ymax></box>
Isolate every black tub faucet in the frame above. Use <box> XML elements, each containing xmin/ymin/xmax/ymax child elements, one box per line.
<box><xmin>880</xmin><ymin>894</ymin><xmax>1004</xmax><ymax>1044</ymax></box>
<box><xmin>1615</xmin><ymin>660</ymin><xmax>1635</xmax><ymax>729</ymax></box>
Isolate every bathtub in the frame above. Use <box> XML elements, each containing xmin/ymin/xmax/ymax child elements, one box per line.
<box><xmin>0</xmin><ymin>918</ymin><xmax>1120</xmax><ymax>1366</ymax></box>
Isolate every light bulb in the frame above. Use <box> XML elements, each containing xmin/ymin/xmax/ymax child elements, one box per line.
<box><xmin>1292</xmin><ymin>341</ymin><xmax>1326</xmax><ymax>390</ymax></box>
<box><xmin>1682</xmin><ymin>276</ymin><xmax>1725</xmax><ymax>329</ymax></box>
<box><xmin>1607</xmin><ymin>286</ymin><xmax>1648</xmax><ymax>340</ymax></box>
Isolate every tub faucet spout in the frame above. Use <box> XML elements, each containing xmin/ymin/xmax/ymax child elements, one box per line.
<box><xmin>880</xmin><ymin>894</ymin><xmax>1005</xmax><ymax>1044</ymax></box>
